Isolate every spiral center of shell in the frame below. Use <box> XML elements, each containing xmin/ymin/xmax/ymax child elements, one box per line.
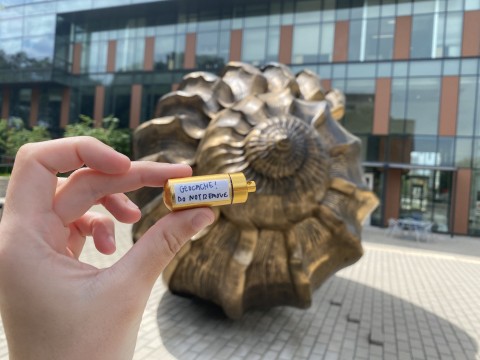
<box><xmin>245</xmin><ymin>117</ymin><xmax>309</xmax><ymax>179</ymax></box>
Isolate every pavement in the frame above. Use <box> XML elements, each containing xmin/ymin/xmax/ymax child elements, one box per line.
<box><xmin>1</xmin><ymin>207</ymin><xmax>479</xmax><ymax>360</ymax></box>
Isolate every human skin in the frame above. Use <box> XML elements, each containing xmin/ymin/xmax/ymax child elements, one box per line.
<box><xmin>0</xmin><ymin>136</ymin><xmax>214</xmax><ymax>360</ymax></box>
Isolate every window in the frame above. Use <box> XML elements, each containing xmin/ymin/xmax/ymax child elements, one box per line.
<box><xmin>85</xmin><ymin>41</ymin><xmax>107</xmax><ymax>73</ymax></box>
<box><xmin>292</xmin><ymin>24</ymin><xmax>319</xmax><ymax>63</ymax></box>
<box><xmin>116</xmin><ymin>38</ymin><xmax>144</xmax><ymax>72</ymax></box>
<box><xmin>21</xmin><ymin>36</ymin><xmax>54</xmax><ymax>65</ymax></box>
<box><xmin>455</xmin><ymin>138</ymin><xmax>473</xmax><ymax>168</ymax></box>
<box><xmin>377</xmin><ymin>18</ymin><xmax>395</xmax><ymax>60</ymax></box>
<box><xmin>405</xmin><ymin>78</ymin><xmax>440</xmax><ymax>135</ymax></box>
<box><xmin>437</xmin><ymin>137</ymin><xmax>454</xmax><ymax>167</ymax></box>
<box><xmin>294</xmin><ymin>0</ymin><xmax>321</xmax><ymax>24</ymax></box>
<box><xmin>242</xmin><ymin>28</ymin><xmax>267</xmax><ymax>66</ymax></box>
<box><xmin>342</xmin><ymin>79</ymin><xmax>375</xmax><ymax>134</ymax></box>
<box><xmin>319</xmin><ymin>23</ymin><xmax>334</xmax><ymax>62</ymax></box>
<box><xmin>443</xmin><ymin>12</ymin><xmax>463</xmax><ymax>58</ymax></box>
<box><xmin>196</xmin><ymin>31</ymin><xmax>225</xmax><ymax>70</ymax></box>
<box><xmin>266</xmin><ymin>27</ymin><xmax>280</xmax><ymax>62</ymax></box>
<box><xmin>348</xmin><ymin>20</ymin><xmax>362</xmax><ymax>61</ymax></box>
<box><xmin>457</xmin><ymin>77</ymin><xmax>477</xmax><ymax>136</ymax></box>
<box><xmin>24</xmin><ymin>15</ymin><xmax>55</xmax><ymax>36</ymax></box>
<box><xmin>390</xmin><ymin>78</ymin><xmax>408</xmax><ymax>134</ymax></box>
<box><xmin>154</xmin><ymin>36</ymin><xmax>175</xmax><ymax>70</ymax></box>
<box><xmin>410</xmin><ymin>14</ymin><xmax>434</xmax><ymax>59</ymax></box>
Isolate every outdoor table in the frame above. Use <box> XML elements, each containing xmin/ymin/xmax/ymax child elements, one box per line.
<box><xmin>387</xmin><ymin>218</ymin><xmax>433</xmax><ymax>242</ymax></box>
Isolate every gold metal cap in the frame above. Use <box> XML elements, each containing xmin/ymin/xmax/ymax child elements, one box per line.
<box><xmin>229</xmin><ymin>173</ymin><xmax>256</xmax><ymax>204</ymax></box>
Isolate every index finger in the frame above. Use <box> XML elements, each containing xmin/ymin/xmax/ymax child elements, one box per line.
<box><xmin>5</xmin><ymin>137</ymin><xmax>130</xmax><ymax>215</ymax></box>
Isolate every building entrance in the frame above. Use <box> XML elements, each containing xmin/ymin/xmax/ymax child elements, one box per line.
<box><xmin>400</xmin><ymin>169</ymin><xmax>453</xmax><ymax>233</ymax></box>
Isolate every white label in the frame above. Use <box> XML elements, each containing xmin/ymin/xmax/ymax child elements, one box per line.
<box><xmin>174</xmin><ymin>179</ymin><xmax>231</xmax><ymax>205</ymax></box>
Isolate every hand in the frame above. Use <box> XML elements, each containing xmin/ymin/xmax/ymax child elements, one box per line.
<box><xmin>0</xmin><ymin>137</ymin><xmax>214</xmax><ymax>360</ymax></box>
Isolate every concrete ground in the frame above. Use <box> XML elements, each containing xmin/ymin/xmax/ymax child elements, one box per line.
<box><xmin>1</xmin><ymin>208</ymin><xmax>479</xmax><ymax>360</ymax></box>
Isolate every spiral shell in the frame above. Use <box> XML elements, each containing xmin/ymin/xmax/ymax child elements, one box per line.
<box><xmin>130</xmin><ymin>62</ymin><xmax>378</xmax><ymax>319</ymax></box>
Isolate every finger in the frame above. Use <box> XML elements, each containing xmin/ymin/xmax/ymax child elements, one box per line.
<box><xmin>111</xmin><ymin>207</ymin><xmax>215</xmax><ymax>287</ymax></box>
<box><xmin>6</xmin><ymin>137</ymin><xmax>130</xmax><ymax>215</ymax></box>
<box><xmin>54</xmin><ymin>162</ymin><xmax>191</xmax><ymax>224</ymax></box>
<box><xmin>98</xmin><ymin>193</ymin><xmax>141</xmax><ymax>224</ymax></box>
<box><xmin>68</xmin><ymin>212</ymin><xmax>116</xmax><ymax>258</ymax></box>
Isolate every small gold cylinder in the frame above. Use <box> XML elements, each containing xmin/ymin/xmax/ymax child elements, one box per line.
<box><xmin>163</xmin><ymin>172</ymin><xmax>256</xmax><ymax>211</ymax></box>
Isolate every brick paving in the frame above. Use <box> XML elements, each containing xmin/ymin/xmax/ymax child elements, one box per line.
<box><xmin>1</xmin><ymin>207</ymin><xmax>480</xmax><ymax>360</ymax></box>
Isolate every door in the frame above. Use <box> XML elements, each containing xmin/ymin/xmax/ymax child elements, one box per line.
<box><xmin>400</xmin><ymin>169</ymin><xmax>453</xmax><ymax>233</ymax></box>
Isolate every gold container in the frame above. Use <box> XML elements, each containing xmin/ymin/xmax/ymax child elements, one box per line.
<box><xmin>163</xmin><ymin>172</ymin><xmax>256</xmax><ymax>211</ymax></box>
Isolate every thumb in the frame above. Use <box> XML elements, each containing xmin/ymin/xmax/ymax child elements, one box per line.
<box><xmin>113</xmin><ymin>207</ymin><xmax>214</xmax><ymax>287</ymax></box>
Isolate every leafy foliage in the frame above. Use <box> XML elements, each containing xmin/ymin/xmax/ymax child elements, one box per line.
<box><xmin>64</xmin><ymin>115</ymin><xmax>131</xmax><ymax>157</ymax></box>
<box><xmin>0</xmin><ymin>118</ymin><xmax>52</xmax><ymax>157</ymax></box>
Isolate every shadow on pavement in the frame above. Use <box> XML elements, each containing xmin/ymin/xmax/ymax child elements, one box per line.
<box><xmin>157</xmin><ymin>276</ymin><xmax>478</xmax><ymax>359</ymax></box>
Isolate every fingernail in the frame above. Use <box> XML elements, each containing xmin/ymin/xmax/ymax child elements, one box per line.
<box><xmin>192</xmin><ymin>211</ymin><xmax>215</xmax><ymax>232</ymax></box>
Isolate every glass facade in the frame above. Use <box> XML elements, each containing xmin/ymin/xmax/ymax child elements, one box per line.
<box><xmin>1</xmin><ymin>0</ymin><xmax>480</xmax><ymax>235</ymax></box>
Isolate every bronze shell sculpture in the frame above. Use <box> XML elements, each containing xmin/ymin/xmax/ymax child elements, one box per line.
<box><xmin>130</xmin><ymin>62</ymin><xmax>378</xmax><ymax>319</ymax></box>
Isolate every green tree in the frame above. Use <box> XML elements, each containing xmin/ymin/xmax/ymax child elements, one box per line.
<box><xmin>64</xmin><ymin>115</ymin><xmax>131</xmax><ymax>157</ymax></box>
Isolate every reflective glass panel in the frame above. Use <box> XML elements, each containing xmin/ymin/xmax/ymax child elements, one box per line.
<box><xmin>197</xmin><ymin>32</ymin><xmax>223</xmax><ymax>70</ymax></box>
<box><xmin>218</xmin><ymin>30</ymin><xmax>231</xmax><ymax>65</ymax></box>
<box><xmin>437</xmin><ymin>137</ymin><xmax>455</xmax><ymax>167</ymax></box>
<box><xmin>319</xmin><ymin>23</ymin><xmax>334</xmax><ymax>62</ymax></box>
<box><xmin>405</xmin><ymin>78</ymin><xmax>440</xmax><ymax>135</ymax></box>
<box><xmin>443</xmin><ymin>12</ymin><xmax>463</xmax><ymax>58</ymax></box>
<box><xmin>382</xmin><ymin>0</ymin><xmax>396</xmax><ymax>16</ymax></box>
<box><xmin>364</xmin><ymin>19</ymin><xmax>379</xmax><ymax>61</ymax></box>
<box><xmin>294</xmin><ymin>0</ymin><xmax>321</xmax><ymax>24</ymax></box>
<box><xmin>0</xmin><ymin>19</ymin><xmax>23</xmax><ymax>39</ymax></box>
<box><xmin>433</xmin><ymin>14</ymin><xmax>446</xmax><ymax>58</ymax></box>
<box><xmin>473</xmin><ymin>140</ymin><xmax>480</xmax><ymax>168</ymax></box>
<box><xmin>321</xmin><ymin>0</ymin><xmax>335</xmax><ymax>22</ymax></box>
<box><xmin>447</xmin><ymin>0</ymin><xmax>464</xmax><ymax>10</ymax></box>
<box><xmin>245</xmin><ymin>4</ymin><xmax>268</xmax><ymax>28</ymax></box>
<box><xmin>242</xmin><ymin>28</ymin><xmax>267</xmax><ymax>66</ymax></box>
<box><xmin>443</xmin><ymin>60</ymin><xmax>460</xmax><ymax>75</ymax></box>
<box><xmin>377</xmin><ymin>18</ymin><xmax>395</xmax><ymax>61</ymax></box>
<box><xmin>366</xmin><ymin>0</ymin><xmax>381</xmax><ymax>18</ymax></box>
<box><xmin>154</xmin><ymin>36</ymin><xmax>175</xmax><ymax>70</ymax></box>
<box><xmin>411</xmin><ymin>14</ymin><xmax>434</xmax><ymax>59</ymax></box>
<box><xmin>24</xmin><ymin>14</ymin><xmax>55</xmax><ymax>36</ymax></box>
<box><xmin>409</xmin><ymin>61</ymin><xmax>442</xmax><ymax>77</ymax></box>
<box><xmin>21</xmin><ymin>36</ymin><xmax>54</xmax><ymax>64</ymax></box>
<box><xmin>457</xmin><ymin>76</ymin><xmax>477</xmax><ymax>136</ymax></box>
<box><xmin>292</xmin><ymin>24</ymin><xmax>319</xmax><ymax>63</ymax></box>
<box><xmin>390</xmin><ymin>78</ymin><xmax>408</xmax><ymax>134</ymax></box>
<box><xmin>466</xmin><ymin>0</ymin><xmax>480</xmax><ymax>10</ymax></box>
<box><xmin>413</xmin><ymin>0</ymin><xmax>436</xmax><ymax>14</ymax></box>
<box><xmin>461</xmin><ymin>59</ymin><xmax>479</xmax><ymax>75</ymax></box>
<box><xmin>174</xmin><ymin>34</ymin><xmax>185</xmax><ymax>69</ymax></box>
<box><xmin>455</xmin><ymin>138</ymin><xmax>473</xmax><ymax>168</ymax></box>
<box><xmin>350</xmin><ymin>0</ymin><xmax>364</xmax><ymax>19</ymax></box>
<box><xmin>410</xmin><ymin>136</ymin><xmax>438</xmax><ymax>166</ymax></box>
<box><xmin>397</xmin><ymin>0</ymin><xmax>412</xmax><ymax>15</ymax></box>
<box><xmin>342</xmin><ymin>79</ymin><xmax>375</xmax><ymax>134</ymax></box>
<box><xmin>469</xmin><ymin>171</ymin><xmax>480</xmax><ymax>235</ymax></box>
<box><xmin>266</xmin><ymin>27</ymin><xmax>280</xmax><ymax>62</ymax></box>
<box><xmin>348</xmin><ymin>19</ymin><xmax>362</xmax><ymax>61</ymax></box>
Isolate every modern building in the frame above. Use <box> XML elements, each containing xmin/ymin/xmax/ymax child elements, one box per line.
<box><xmin>1</xmin><ymin>0</ymin><xmax>480</xmax><ymax>235</ymax></box>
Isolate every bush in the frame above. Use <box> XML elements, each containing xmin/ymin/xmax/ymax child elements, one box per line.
<box><xmin>64</xmin><ymin>115</ymin><xmax>132</xmax><ymax>157</ymax></box>
<box><xmin>0</xmin><ymin>118</ymin><xmax>51</xmax><ymax>157</ymax></box>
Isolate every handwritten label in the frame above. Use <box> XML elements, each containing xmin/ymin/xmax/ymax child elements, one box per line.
<box><xmin>174</xmin><ymin>179</ymin><xmax>231</xmax><ymax>205</ymax></box>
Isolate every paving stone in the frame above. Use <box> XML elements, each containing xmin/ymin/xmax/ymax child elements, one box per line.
<box><xmin>1</xmin><ymin>220</ymin><xmax>480</xmax><ymax>360</ymax></box>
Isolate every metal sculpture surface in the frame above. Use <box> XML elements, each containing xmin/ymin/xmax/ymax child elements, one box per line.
<box><xmin>130</xmin><ymin>62</ymin><xmax>378</xmax><ymax>319</ymax></box>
